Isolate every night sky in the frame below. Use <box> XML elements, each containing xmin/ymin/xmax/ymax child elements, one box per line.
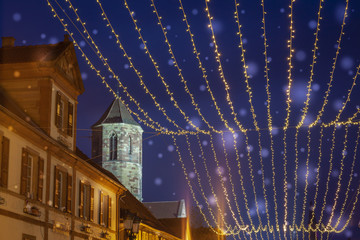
<box><xmin>1</xmin><ymin>0</ymin><xmax>360</xmax><ymax>239</ymax></box>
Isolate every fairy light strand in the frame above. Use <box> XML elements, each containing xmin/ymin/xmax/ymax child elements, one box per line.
<box><xmin>44</xmin><ymin>0</ymin><xmax>360</xmax><ymax>236</ymax></box>
<box><xmin>121</xmin><ymin>0</ymin><xmax>219</xmax><ymax>134</ymax></box>
<box><xmin>256</xmin><ymin>0</ymin><xmax>280</xmax><ymax>237</ymax></box>
<box><xmin>282</xmin><ymin>0</ymin><xmax>296</xmax><ymax>237</ymax></box>
<box><xmin>64</xmin><ymin>0</ymin><xmax>200</xmax><ymax>135</ymax></box>
<box><xmin>292</xmin><ymin>0</ymin><xmax>324</xmax><ymax>234</ymax></box>
<box><xmin>309</xmin><ymin>0</ymin><xmax>349</xmax><ymax>128</ymax></box>
<box><xmin>333</xmin><ymin>124</ymin><xmax>360</xmax><ymax>229</ymax></box>
<box><xmin>233</xmin><ymin>2</ymin><xmax>272</xmax><ymax>238</ymax></box>
<box><xmin>204</xmin><ymin>0</ymin><xmax>246</xmax><ymax>133</ymax></box>
<box><xmin>47</xmin><ymin>0</ymin><xmax>180</xmax><ymax>136</ymax></box>
<box><xmin>177</xmin><ymin>0</ymin><xmax>235</xmax><ymax>133</ymax></box>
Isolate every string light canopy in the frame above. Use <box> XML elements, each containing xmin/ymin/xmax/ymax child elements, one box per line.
<box><xmin>46</xmin><ymin>0</ymin><xmax>360</xmax><ymax>238</ymax></box>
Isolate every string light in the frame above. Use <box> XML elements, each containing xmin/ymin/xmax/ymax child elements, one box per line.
<box><xmin>47</xmin><ymin>0</ymin><xmax>180</xmax><ymax>136</ymax></box>
<box><xmin>232</xmin><ymin>2</ymin><xmax>272</xmax><ymax>239</ymax></box>
<box><xmin>291</xmin><ymin>1</ymin><xmax>324</xmax><ymax>236</ymax></box>
<box><xmin>325</xmin><ymin>62</ymin><xmax>360</xmax><ymax>229</ymax></box>
<box><xmin>177</xmin><ymin>0</ymin><xmax>235</xmax><ymax>133</ymax></box>
<box><xmin>315</xmin><ymin>60</ymin><xmax>360</xmax><ymax>232</ymax></box>
<box><xmin>204</xmin><ymin>0</ymin><xmax>246</xmax><ymax>133</ymax></box>
<box><xmin>122</xmin><ymin>0</ymin><xmax>219</xmax><ymax>134</ymax></box>
<box><xmin>255</xmin><ymin>0</ymin><xmax>279</xmax><ymax>237</ymax></box>
<box><xmin>333</xmin><ymin>125</ymin><xmax>360</xmax><ymax>229</ymax></box>
<box><xmin>171</xmin><ymin>135</ymin><xmax>226</xmax><ymax>235</ymax></box>
<box><xmin>282</xmin><ymin>1</ymin><xmax>296</xmax><ymax>238</ymax></box>
<box><xmin>185</xmin><ymin>134</ymin><xmax>225</xmax><ymax>232</ymax></box>
<box><xmin>63</xmin><ymin>0</ymin><xmax>202</xmax><ymax>135</ymax></box>
<box><xmin>43</xmin><ymin>0</ymin><xmax>360</xmax><ymax>237</ymax></box>
<box><xmin>309</xmin><ymin>0</ymin><xmax>349</xmax><ymax>128</ymax></box>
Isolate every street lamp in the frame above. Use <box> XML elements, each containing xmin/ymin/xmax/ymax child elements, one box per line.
<box><xmin>124</xmin><ymin>213</ymin><xmax>141</xmax><ymax>240</ymax></box>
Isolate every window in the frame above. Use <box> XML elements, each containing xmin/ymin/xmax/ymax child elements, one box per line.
<box><xmin>79</xmin><ymin>181</ymin><xmax>94</xmax><ymax>221</ymax></box>
<box><xmin>129</xmin><ymin>136</ymin><xmax>132</xmax><ymax>155</ymax></box>
<box><xmin>20</xmin><ymin>148</ymin><xmax>44</xmax><ymax>201</ymax></box>
<box><xmin>100</xmin><ymin>191</ymin><xmax>112</xmax><ymax>228</ymax></box>
<box><xmin>54</xmin><ymin>166</ymin><xmax>72</xmax><ymax>212</ymax></box>
<box><xmin>0</xmin><ymin>135</ymin><xmax>10</xmax><ymax>188</ymax></box>
<box><xmin>109</xmin><ymin>133</ymin><xmax>117</xmax><ymax>160</ymax></box>
<box><xmin>55</xmin><ymin>91</ymin><xmax>74</xmax><ymax>136</ymax></box>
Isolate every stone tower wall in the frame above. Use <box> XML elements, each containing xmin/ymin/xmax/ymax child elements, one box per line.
<box><xmin>101</xmin><ymin>123</ymin><xmax>143</xmax><ymax>201</ymax></box>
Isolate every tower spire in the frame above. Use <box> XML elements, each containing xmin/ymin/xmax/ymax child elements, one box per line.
<box><xmin>91</xmin><ymin>97</ymin><xmax>143</xmax><ymax>201</ymax></box>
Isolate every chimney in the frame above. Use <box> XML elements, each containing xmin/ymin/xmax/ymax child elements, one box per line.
<box><xmin>64</xmin><ymin>34</ymin><xmax>70</xmax><ymax>42</ymax></box>
<box><xmin>1</xmin><ymin>37</ymin><xmax>15</xmax><ymax>47</ymax></box>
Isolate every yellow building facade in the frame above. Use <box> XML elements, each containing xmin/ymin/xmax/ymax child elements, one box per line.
<box><xmin>0</xmin><ymin>36</ymin><xmax>182</xmax><ymax>240</ymax></box>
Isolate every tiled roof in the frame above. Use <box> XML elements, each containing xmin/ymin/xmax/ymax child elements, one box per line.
<box><xmin>143</xmin><ymin>200</ymin><xmax>186</xmax><ymax>219</ymax></box>
<box><xmin>0</xmin><ymin>41</ymin><xmax>70</xmax><ymax>64</ymax></box>
<box><xmin>120</xmin><ymin>191</ymin><xmax>176</xmax><ymax>234</ymax></box>
<box><xmin>0</xmin><ymin>86</ymin><xmax>46</xmax><ymax>133</ymax></box>
<box><xmin>92</xmin><ymin>98</ymin><xmax>140</xmax><ymax>127</ymax></box>
<box><xmin>75</xmin><ymin>147</ymin><xmax>125</xmax><ymax>188</ymax></box>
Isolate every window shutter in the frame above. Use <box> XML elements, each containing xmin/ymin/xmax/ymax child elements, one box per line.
<box><xmin>90</xmin><ymin>186</ymin><xmax>94</xmax><ymax>221</ymax></box>
<box><xmin>55</xmin><ymin>92</ymin><xmax>62</xmax><ymax>128</ymax></box>
<box><xmin>67</xmin><ymin>102</ymin><xmax>73</xmax><ymax>136</ymax></box>
<box><xmin>37</xmin><ymin>157</ymin><xmax>44</xmax><ymax>201</ymax></box>
<box><xmin>53</xmin><ymin>167</ymin><xmax>60</xmax><ymax>208</ymax></box>
<box><xmin>67</xmin><ymin>174</ymin><xmax>72</xmax><ymax>213</ymax></box>
<box><xmin>100</xmin><ymin>191</ymin><xmax>104</xmax><ymax>225</ymax></box>
<box><xmin>1</xmin><ymin>136</ymin><xmax>10</xmax><ymax>188</ymax></box>
<box><xmin>61</xmin><ymin>172</ymin><xmax>68</xmax><ymax>210</ymax></box>
<box><xmin>108</xmin><ymin>196</ymin><xmax>112</xmax><ymax>228</ymax></box>
<box><xmin>20</xmin><ymin>149</ymin><xmax>29</xmax><ymax>195</ymax></box>
<box><xmin>79</xmin><ymin>181</ymin><xmax>84</xmax><ymax>218</ymax></box>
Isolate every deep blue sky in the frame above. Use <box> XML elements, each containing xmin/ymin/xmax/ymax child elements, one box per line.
<box><xmin>1</xmin><ymin>0</ymin><xmax>360</xmax><ymax>239</ymax></box>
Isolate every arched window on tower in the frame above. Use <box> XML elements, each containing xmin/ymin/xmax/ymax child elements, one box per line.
<box><xmin>129</xmin><ymin>136</ymin><xmax>132</xmax><ymax>155</ymax></box>
<box><xmin>109</xmin><ymin>133</ymin><xmax>117</xmax><ymax>160</ymax></box>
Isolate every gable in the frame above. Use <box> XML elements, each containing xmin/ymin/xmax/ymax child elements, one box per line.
<box><xmin>55</xmin><ymin>44</ymin><xmax>84</xmax><ymax>95</ymax></box>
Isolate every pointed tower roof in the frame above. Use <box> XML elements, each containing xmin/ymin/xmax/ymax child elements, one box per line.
<box><xmin>92</xmin><ymin>98</ymin><xmax>140</xmax><ymax>127</ymax></box>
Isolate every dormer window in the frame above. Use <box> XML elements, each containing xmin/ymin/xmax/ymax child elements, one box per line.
<box><xmin>55</xmin><ymin>91</ymin><xmax>74</xmax><ymax>137</ymax></box>
<box><xmin>109</xmin><ymin>133</ymin><xmax>117</xmax><ymax>160</ymax></box>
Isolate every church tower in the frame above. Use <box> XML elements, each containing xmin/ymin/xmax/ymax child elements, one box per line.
<box><xmin>92</xmin><ymin>98</ymin><xmax>143</xmax><ymax>201</ymax></box>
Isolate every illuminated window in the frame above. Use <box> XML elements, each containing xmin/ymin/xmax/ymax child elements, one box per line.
<box><xmin>55</xmin><ymin>91</ymin><xmax>74</xmax><ymax>136</ymax></box>
<box><xmin>100</xmin><ymin>192</ymin><xmax>112</xmax><ymax>228</ymax></box>
<box><xmin>79</xmin><ymin>181</ymin><xmax>94</xmax><ymax>221</ymax></box>
<box><xmin>54</xmin><ymin>166</ymin><xmax>72</xmax><ymax>212</ymax></box>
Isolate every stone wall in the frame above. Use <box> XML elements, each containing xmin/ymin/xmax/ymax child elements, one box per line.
<box><xmin>93</xmin><ymin>123</ymin><xmax>143</xmax><ymax>201</ymax></box>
